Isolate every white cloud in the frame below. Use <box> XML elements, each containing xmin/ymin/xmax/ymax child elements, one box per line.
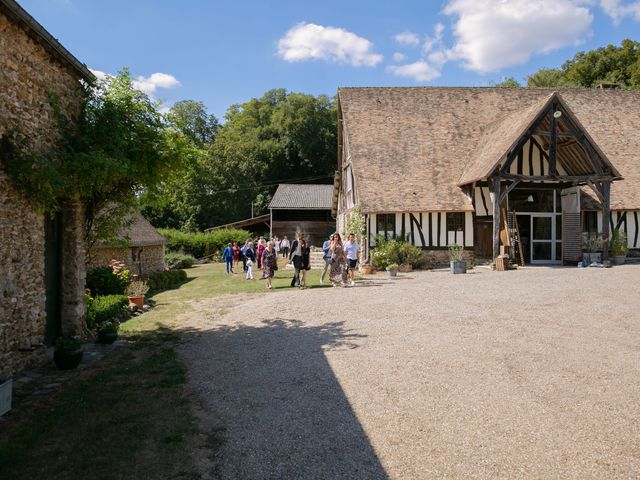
<box><xmin>394</xmin><ymin>31</ymin><xmax>421</xmax><ymax>47</ymax></box>
<box><xmin>422</xmin><ymin>23</ymin><xmax>445</xmax><ymax>53</ymax></box>
<box><xmin>392</xmin><ymin>52</ymin><xmax>407</xmax><ymax>62</ymax></box>
<box><xmin>89</xmin><ymin>68</ymin><xmax>110</xmax><ymax>81</ymax></box>
<box><xmin>277</xmin><ymin>22</ymin><xmax>383</xmax><ymax>67</ymax></box>
<box><xmin>443</xmin><ymin>0</ymin><xmax>593</xmax><ymax>72</ymax></box>
<box><xmin>132</xmin><ymin>73</ymin><xmax>180</xmax><ymax>95</ymax></box>
<box><xmin>387</xmin><ymin>60</ymin><xmax>442</xmax><ymax>82</ymax></box>
<box><xmin>599</xmin><ymin>0</ymin><xmax>640</xmax><ymax>22</ymax></box>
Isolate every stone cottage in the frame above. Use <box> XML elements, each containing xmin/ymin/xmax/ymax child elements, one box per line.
<box><xmin>0</xmin><ymin>0</ymin><xmax>94</xmax><ymax>375</ymax></box>
<box><xmin>88</xmin><ymin>212</ymin><xmax>167</xmax><ymax>276</ymax></box>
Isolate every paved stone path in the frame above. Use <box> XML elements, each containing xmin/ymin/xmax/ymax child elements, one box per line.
<box><xmin>178</xmin><ymin>266</ymin><xmax>640</xmax><ymax>479</ymax></box>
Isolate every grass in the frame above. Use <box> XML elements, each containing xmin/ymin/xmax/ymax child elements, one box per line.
<box><xmin>0</xmin><ymin>260</ymin><xmax>331</xmax><ymax>479</ymax></box>
<box><xmin>0</xmin><ymin>345</ymin><xmax>200</xmax><ymax>480</ymax></box>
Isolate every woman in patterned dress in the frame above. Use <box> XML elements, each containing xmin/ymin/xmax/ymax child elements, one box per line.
<box><xmin>329</xmin><ymin>233</ymin><xmax>348</xmax><ymax>287</ymax></box>
<box><xmin>262</xmin><ymin>241</ymin><xmax>278</xmax><ymax>289</ymax></box>
<box><xmin>257</xmin><ymin>237</ymin><xmax>266</xmax><ymax>269</ymax></box>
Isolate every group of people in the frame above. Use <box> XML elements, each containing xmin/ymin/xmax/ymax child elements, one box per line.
<box><xmin>221</xmin><ymin>232</ymin><xmax>359</xmax><ymax>289</ymax></box>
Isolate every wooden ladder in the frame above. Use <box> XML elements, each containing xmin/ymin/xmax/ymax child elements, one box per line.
<box><xmin>507</xmin><ymin>211</ymin><xmax>525</xmax><ymax>266</ymax></box>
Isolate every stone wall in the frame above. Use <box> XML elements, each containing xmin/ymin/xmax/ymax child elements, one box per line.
<box><xmin>422</xmin><ymin>249</ymin><xmax>475</xmax><ymax>267</ymax></box>
<box><xmin>88</xmin><ymin>245</ymin><xmax>166</xmax><ymax>276</ymax></box>
<box><xmin>0</xmin><ymin>10</ymin><xmax>86</xmax><ymax>376</ymax></box>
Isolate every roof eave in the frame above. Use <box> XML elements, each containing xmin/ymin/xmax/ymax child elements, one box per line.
<box><xmin>0</xmin><ymin>0</ymin><xmax>95</xmax><ymax>82</ymax></box>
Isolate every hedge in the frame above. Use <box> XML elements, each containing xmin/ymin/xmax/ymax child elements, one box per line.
<box><xmin>144</xmin><ymin>269</ymin><xmax>188</xmax><ymax>294</ymax></box>
<box><xmin>165</xmin><ymin>252</ymin><xmax>195</xmax><ymax>269</ymax></box>
<box><xmin>158</xmin><ymin>228</ymin><xmax>250</xmax><ymax>259</ymax></box>
<box><xmin>86</xmin><ymin>267</ymin><xmax>128</xmax><ymax>296</ymax></box>
<box><xmin>86</xmin><ymin>294</ymin><xmax>129</xmax><ymax>330</ymax></box>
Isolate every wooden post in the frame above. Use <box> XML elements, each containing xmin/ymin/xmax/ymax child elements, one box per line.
<box><xmin>602</xmin><ymin>180</ymin><xmax>611</xmax><ymax>261</ymax></box>
<box><xmin>491</xmin><ymin>176</ymin><xmax>501</xmax><ymax>262</ymax></box>
<box><xmin>549</xmin><ymin>103</ymin><xmax>558</xmax><ymax>176</ymax></box>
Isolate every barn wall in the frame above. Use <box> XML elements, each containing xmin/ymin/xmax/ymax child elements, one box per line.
<box><xmin>595</xmin><ymin>210</ymin><xmax>640</xmax><ymax>249</ymax></box>
<box><xmin>272</xmin><ymin>220</ymin><xmax>335</xmax><ymax>248</ymax></box>
<box><xmin>368</xmin><ymin>212</ymin><xmax>474</xmax><ymax>248</ymax></box>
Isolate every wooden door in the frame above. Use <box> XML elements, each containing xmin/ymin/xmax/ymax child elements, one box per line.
<box><xmin>474</xmin><ymin>218</ymin><xmax>493</xmax><ymax>258</ymax></box>
<box><xmin>44</xmin><ymin>214</ymin><xmax>62</xmax><ymax>345</ymax></box>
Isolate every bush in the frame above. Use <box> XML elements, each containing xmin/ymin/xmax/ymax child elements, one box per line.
<box><xmin>86</xmin><ymin>267</ymin><xmax>127</xmax><ymax>296</ymax></box>
<box><xmin>86</xmin><ymin>294</ymin><xmax>129</xmax><ymax>330</ymax></box>
<box><xmin>158</xmin><ymin>228</ymin><xmax>250</xmax><ymax>259</ymax></box>
<box><xmin>144</xmin><ymin>269</ymin><xmax>187</xmax><ymax>294</ymax></box>
<box><xmin>165</xmin><ymin>252</ymin><xmax>195</xmax><ymax>269</ymax></box>
<box><xmin>371</xmin><ymin>239</ymin><xmax>425</xmax><ymax>270</ymax></box>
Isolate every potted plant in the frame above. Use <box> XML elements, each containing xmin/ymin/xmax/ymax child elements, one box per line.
<box><xmin>125</xmin><ymin>280</ymin><xmax>149</xmax><ymax>308</ymax></box>
<box><xmin>53</xmin><ymin>337</ymin><xmax>83</xmax><ymax>370</ymax></box>
<box><xmin>361</xmin><ymin>263</ymin><xmax>374</xmax><ymax>275</ymax></box>
<box><xmin>0</xmin><ymin>376</ymin><xmax>12</xmax><ymax>417</ymax></box>
<box><xmin>386</xmin><ymin>263</ymin><xmax>398</xmax><ymax>277</ymax></box>
<box><xmin>582</xmin><ymin>233</ymin><xmax>606</xmax><ymax>265</ymax></box>
<box><xmin>97</xmin><ymin>320</ymin><xmax>119</xmax><ymax>344</ymax></box>
<box><xmin>610</xmin><ymin>229</ymin><xmax>628</xmax><ymax>265</ymax></box>
<box><xmin>448</xmin><ymin>243</ymin><xmax>466</xmax><ymax>274</ymax></box>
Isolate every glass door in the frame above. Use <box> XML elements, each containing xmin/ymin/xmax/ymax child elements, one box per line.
<box><xmin>530</xmin><ymin>214</ymin><xmax>560</xmax><ymax>264</ymax></box>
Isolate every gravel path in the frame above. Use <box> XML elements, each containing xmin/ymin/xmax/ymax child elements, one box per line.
<box><xmin>179</xmin><ymin>266</ymin><xmax>640</xmax><ymax>479</ymax></box>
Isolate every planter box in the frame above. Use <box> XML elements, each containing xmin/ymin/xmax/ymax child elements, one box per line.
<box><xmin>386</xmin><ymin>268</ymin><xmax>398</xmax><ymax>277</ymax></box>
<box><xmin>583</xmin><ymin>252</ymin><xmax>602</xmax><ymax>265</ymax></box>
<box><xmin>450</xmin><ymin>260</ymin><xmax>467</xmax><ymax>274</ymax></box>
<box><xmin>611</xmin><ymin>255</ymin><xmax>626</xmax><ymax>265</ymax></box>
<box><xmin>0</xmin><ymin>377</ymin><xmax>12</xmax><ymax>417</ymax></box>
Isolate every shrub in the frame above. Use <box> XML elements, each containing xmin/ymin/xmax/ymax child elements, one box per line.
<box><xmin>159</xmin><ymin>228</ymin><xmax>250</xmax><ymax>259</ymax></box>
<box><xmin>144</xmin><ymin>269</ymin><xmax>187</xmax><ymax>294</ymax></box>
<box><xmin>610</xmin><ymin>228</ymin><xmax>628</xmax><ymax>256</ymax></box>
<box><xmin>86</xmin><ymin>267</ymin><xmax>127</xmax><ymax>296</ymax></box>
<box><xmin>86</xmin><ymin>294</ymin><xmax>129</xmax><ymax>330</ymax></box>
<box><xmin>125</xmin><ymin>280</ymin><xmax>150</xmax><ymax>297</ymax></box>
<box><xmin>448</xmin><ymin>243</ymin><xmax>464</xmax><ymax>262</ymax></box>
<box><xmin>371</xmin><ymin>239</ymin><xmax>424</xmax><ymax>270</ymax></box>
<box><xmin>165</xmin><ymin>252</ymin><xmax>195</xmax><ymax>269</ymax></box>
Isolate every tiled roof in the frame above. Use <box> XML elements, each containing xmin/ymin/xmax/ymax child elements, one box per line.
<box><xmin>339</xmin><ymin>87</ymin><xmax>640</xmax><ymax>212</ymax></box>
<box><xmin>94</xmin><ymin>212</ymin><xmax>166</xmax><ymax>248</ymax></box>
<box><xmin>268</xmin><ymin>184</ymin><xmax>333</xmax><ymax>210</ymax></box>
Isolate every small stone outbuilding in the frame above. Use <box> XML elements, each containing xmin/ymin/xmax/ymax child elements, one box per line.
<box><xmin>0</xmin><ymin>0</ymin><xmax>94</xmax><ymax>376</ymax></box>
<box><xmin>88</xmin><ymin>212</ymin><xmax>167</xmax><ymax>276</ymax></box>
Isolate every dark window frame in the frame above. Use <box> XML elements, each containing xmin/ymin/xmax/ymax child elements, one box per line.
<box><xmin>447</xmin><ymin>212</ymin><xmax>465</xmax><ymax>232</ymax></box>
<box><xmin>376</xmin><ymin>214</ymin><xmax>395</xmax><ymax>239</ymax></box>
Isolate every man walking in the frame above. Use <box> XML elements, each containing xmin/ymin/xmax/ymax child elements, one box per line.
<box><xmin>344</xmin><ymin>233</ymin><xmax>359</xmax><ymax>287</ymax></box>
<box><xmin>281</xmin><ymin>235</ymin><xmax>290</xmax><ymax>258</ymax></box>
<box><xmin>320</xmin><ymin>233</ymin><xmax>334</xmax><ymax>285</ymax></box>
<box><xmin>222</xmin><ymin>243</ymin><xmax>234</xmax><ymax>274</ymax></box>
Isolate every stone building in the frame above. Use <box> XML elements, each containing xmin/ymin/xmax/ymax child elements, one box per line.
<box><xmin>0</xmin><ymin>0</ymin><xmax>94</xmax><ymax>376</ymax></box>
<box><xmin>88</xmin><ymin>212</ymin><xmax>167</xmax><ymax>276</ymax></box>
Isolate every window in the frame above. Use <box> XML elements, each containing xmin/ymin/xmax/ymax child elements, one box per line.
<box><xmin>583</xmin><ymin>211</ymin><xmax>598</xmax><ymax>234</ymax></box>
<box><xmin>376</xmin><ymin>214</ymin><xmax>395</xmax><ymax>240</ymax></box>
<box><xmin>447</xmin><ymin>212</ymin><xmax>465</xmax><ymax>232</ymax></box>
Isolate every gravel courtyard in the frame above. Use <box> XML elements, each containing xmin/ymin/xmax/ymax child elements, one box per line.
<box><xmin>179</xmin><ymin>265</ymin><xmax>640</xmax><ymax>479</ymax></box>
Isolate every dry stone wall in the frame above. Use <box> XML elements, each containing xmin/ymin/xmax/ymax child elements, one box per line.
<box><xmin>88</xmin><ymin>245</ymin><xmax>166</xmax><ymax>277</ymax></box>
<box><xmin>0</xmin><ymin>10</ymin><xmax>85</xmax><ymax>376</ymax></box>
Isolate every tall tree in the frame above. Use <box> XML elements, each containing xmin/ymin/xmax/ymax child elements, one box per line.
<box><xmin>166</xmin><ymin>100</ymin><xmax>218</xmax><ymax>146</ymax></box>
<box><xmin>527</xmin><ymin>39</ymin><xmax>640</xmax><ymax>88</ymax></box>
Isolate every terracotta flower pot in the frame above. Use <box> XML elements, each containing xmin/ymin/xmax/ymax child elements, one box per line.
<box><xmin>361</xmin><ymin>265</ymin><xmax>373</xmax><ymax>275</ymax></box>
<box><xmin>128</xmin><ymin>295</ymin><xmax>144</xmax><ymax>308</ymax></box>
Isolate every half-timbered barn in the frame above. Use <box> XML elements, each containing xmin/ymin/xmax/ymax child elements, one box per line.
<box><xmin>335</xmin><ymin>87</ymin><xmax>640</xmax><ymax>265</ymax></box>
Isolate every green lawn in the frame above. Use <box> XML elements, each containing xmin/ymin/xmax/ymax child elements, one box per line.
<box><xmin>0</xmin><ymin>261</ymin><xmax>331</xmax><ymax>479</ymax></box>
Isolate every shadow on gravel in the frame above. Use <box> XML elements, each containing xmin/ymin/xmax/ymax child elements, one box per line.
<box><xmin>180</xmin><ymin>318</ymin><xmax>389</xmax><ymax>479</ymax></box>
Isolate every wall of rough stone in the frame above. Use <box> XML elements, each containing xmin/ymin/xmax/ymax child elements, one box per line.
<box><xmin>88</xmin><ymin>245</ymin><xmax>166</xmax><ymax>277</ymax></box>
<box><xmin>421</xmin><ymin>249</ymin><xmax>475</xmax><ymax>267</ymax></box>
<box><xmin>0</xmin><ymin>10</ymin><xmax>85</xmax><ymax>376</ymax></box>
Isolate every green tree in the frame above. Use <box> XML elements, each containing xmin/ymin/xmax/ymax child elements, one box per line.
<box><xmin>166</xmin><ymin>100</ymin><xmax>218</xmax><ymax>146</ymax></box>
<box><xmin>1</xmin><ymin>68</ymin><xmax>180</xmax><ymax>248</ymax></box>
<box><xmin>494</xmin><ymin>77</ymin><xmax>521</xmax><ymax>87</ymax></box>
<box><xmin>526</xmin><ymin>39</ymin><xmax>640</xmax><ymax>89</ymax></box>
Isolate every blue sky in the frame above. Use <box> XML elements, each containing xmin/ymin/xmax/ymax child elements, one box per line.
<box><xmin>20</xmin><ymin>0</ymin><xmax>640</xmax><ymax>120</ymax></box>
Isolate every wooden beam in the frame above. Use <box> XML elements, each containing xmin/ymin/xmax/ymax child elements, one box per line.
<box><xmin>490</xmin><ymin>177</ymin><xmax>501</xmax><ymax>261</ymax></box>
<box><xmin>501</xmin><ymin>173</ymin><xmax>612</xmax><ymax>183</ymax></box>
<box><xmin>602</xmin><ymin>180</ymin><xmax>611</xmax><ymax>261</ymax></box>
<box><xmin>549</xmin><ymin>103</ymin><xmax>558</xmax><ymax>176</ymax></box>
<box><xmin>498</xmin><ymin>179</ymin><xmax>520</xmax><ymax>204</ymax></box>
<box><xmin>534</xmin><ymin>130</ymin><xmax>579</xmax><ymax>138</ymax></box>
<box><xmin>585</xmin><ymin>179</ymin><xmax>605</xmax><ymax>204</ymax></box>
